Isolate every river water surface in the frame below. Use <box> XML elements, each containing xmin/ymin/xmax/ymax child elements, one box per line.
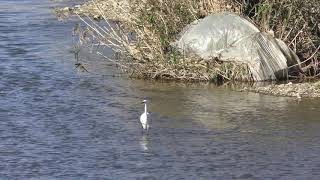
<box><xmin>1</xmin><ymin>1</ymin><xmax>320</xmax><ymax>179</ymax></box>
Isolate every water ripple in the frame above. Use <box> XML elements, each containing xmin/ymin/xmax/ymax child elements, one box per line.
<box><xmin>1</xmin><ymin>0</ymin><xmax>320</xmax><ymax>179</ymax></box>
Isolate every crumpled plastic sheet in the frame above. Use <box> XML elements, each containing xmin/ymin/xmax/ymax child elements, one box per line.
<box><xmin>175</xmin><ymin>13</ymin><xmax>300</xmax><ymax>81</ymax></box>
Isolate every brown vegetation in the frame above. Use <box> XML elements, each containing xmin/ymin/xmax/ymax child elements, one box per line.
<box><xmin>63</xmin><ymin>0</ymin><xmax>250</xmax><ymax>82</ymax></box>
<box><xmin>57</xmin><ymin>0</ymin><xmax>319</xmax><ymax>83</ymax></box>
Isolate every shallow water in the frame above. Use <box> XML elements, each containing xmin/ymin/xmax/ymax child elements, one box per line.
<box><xmin>1</xmin><ymin>1</ymin><xmax>320</xmax><ymax>179</ymax></box>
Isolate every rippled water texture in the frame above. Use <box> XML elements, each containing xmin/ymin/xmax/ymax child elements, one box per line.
<box><xmin>1</xmin><ymin>0</ymin><xmax>320</xmax><ymax>179</ymax></box>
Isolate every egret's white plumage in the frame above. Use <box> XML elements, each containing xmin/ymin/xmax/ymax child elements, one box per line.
<box><xmin>140</xmin><ymin>99</ymin><xmax>149</xmax><ymax>132</ymax></box>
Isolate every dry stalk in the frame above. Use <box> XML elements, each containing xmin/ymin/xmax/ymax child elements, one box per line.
<box><xmin>72</xmin><ymin>0</ymin><xmax>279</xmax><ymax>82</ymax></box>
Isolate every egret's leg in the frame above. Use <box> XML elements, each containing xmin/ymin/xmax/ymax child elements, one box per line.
<box><xmin>146</xmin><ymin>123</ymin><xmax>149</xmax><ymax>134</ymax></box>
<box><xmin>141</xmin><ymin>125</ymin><xmax>144</xmax><ymax>135</ymax></box>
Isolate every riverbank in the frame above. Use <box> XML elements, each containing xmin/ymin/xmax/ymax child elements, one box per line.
<box><xmin>242</xmin><ymin>81</ymin><xmax>320</xmax><ymax>98</ymax></box>
<box><xmin>56</xmin><ymin>0</ymin><xmax>320</xmax><ymax>98</ymax></box>
<box><xmin>55</xmin><ymin>0</ymin><xmax>131</xmax><ymax>21</ymax></box>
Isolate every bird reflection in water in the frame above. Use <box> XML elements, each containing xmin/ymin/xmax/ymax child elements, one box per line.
<box><xmin>140</xmin><ymin>135</ymin><xmax>149</xmax><ymax>151</ymax></box>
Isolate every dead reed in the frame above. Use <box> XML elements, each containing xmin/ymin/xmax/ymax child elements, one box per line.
<box><xmin>70</xmin><ymin>0</ymin><xmax>319</xmax><ymax>82</ymax></box>
<box><xmin>73</xmin><ymin>0</ymin><xmax>249</xmax><ymax>82</ymax></box>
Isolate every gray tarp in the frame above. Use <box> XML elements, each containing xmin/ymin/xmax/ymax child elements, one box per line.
<box><xmin>176</xmin><ymin>13</ymin><xmax>300</xmax><ymax>81</ymax></box>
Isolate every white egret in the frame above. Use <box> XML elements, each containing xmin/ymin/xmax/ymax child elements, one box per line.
<box><xmin>140</xmin><ymin>99</ymin><xmax>149</xmax><ymax>133</ymax></box>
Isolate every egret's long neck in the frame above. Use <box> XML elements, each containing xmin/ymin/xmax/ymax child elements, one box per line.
<box><xmin>144</xmin><ymin>103</ymin><xmax>147</xmax><ymax>113</ymax></box>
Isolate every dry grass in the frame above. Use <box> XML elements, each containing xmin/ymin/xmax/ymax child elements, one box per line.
<box><xmin>72</xmin><ymin>0</ymin><xmax>248</xmax><ymax>82</ymax></box>
<box><xmin>67</xmin><ymin>0</ymin><xmax>319</xmax><ymax>82</ymax></box>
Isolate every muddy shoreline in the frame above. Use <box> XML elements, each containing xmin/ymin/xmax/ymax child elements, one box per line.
<box><xmin>242</xmin><ymin>81</ymin><xmax>320</xmax><ymax>98</ymax></box>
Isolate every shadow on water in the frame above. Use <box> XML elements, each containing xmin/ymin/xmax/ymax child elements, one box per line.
<box><xmin>1</xmin><ymin>0</ymin><xmax>320</xmax><ymax>179</ymax></box>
